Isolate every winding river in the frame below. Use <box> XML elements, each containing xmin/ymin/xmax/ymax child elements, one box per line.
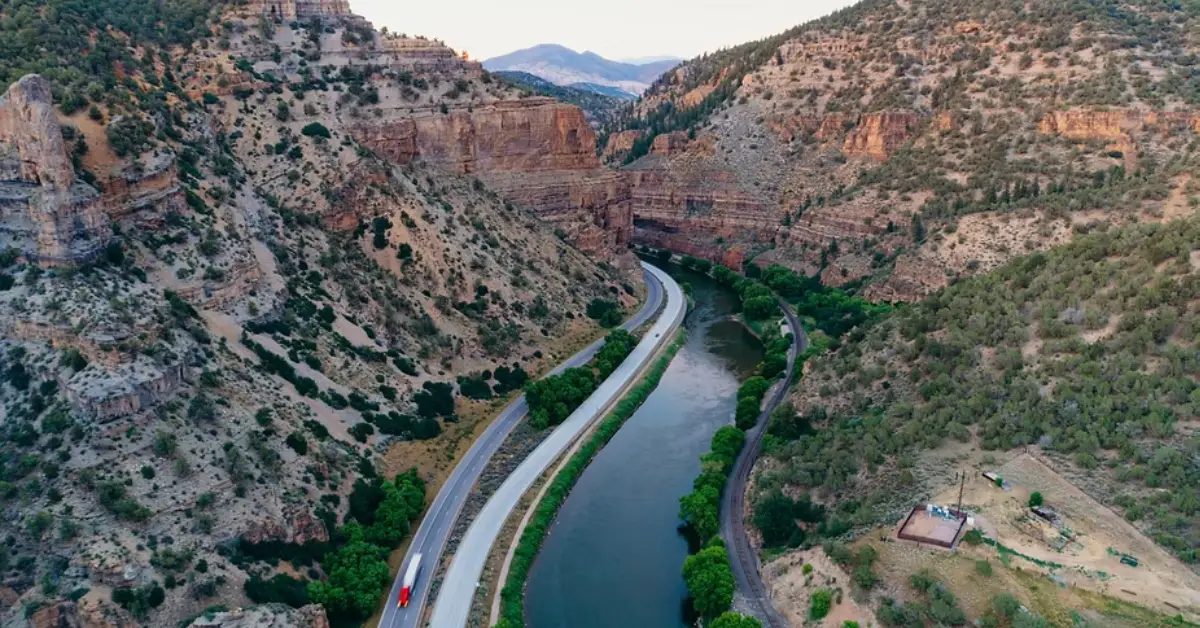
<box><xmin>525</xmin><ymin>265</ymin><xmax>763</xmax><ymax>627</ymax></box>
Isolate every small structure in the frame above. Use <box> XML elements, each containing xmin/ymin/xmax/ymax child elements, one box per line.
<box><xmin>897</xmin><ymin>504</ymin><xmax>969</xmax><ymax>548</ymax></box>
<box><xmin>1031</xmin><ymin>506</ymin><xmax>1062</xmax><ymax>527</ymax></box>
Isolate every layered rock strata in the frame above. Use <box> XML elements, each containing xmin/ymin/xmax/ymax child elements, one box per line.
<box><xmin>0</xmin><ymin>75</ymin><xmax>111</xmax><ymax>266</ymax></box>
<box><xmin>351</xmin><ymin>99</ymin><xmax>631</xmax><ymax>257</ymax></box>
<box><xmin>103</xmin><ymin>150</ymin><xmax>185</xmax><ymax>219</ymax></box>
<box><xmin>252</xmin><ymin>0</ymin><xmax>351</xmax><ymax>20</ymax></box>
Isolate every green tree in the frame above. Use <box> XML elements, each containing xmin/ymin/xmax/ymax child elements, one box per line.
<box><xmin>365</xmin><ymin>470</ymin><xmax>425</xmax><ymax>546</ymax></box>
<box><xmin>1028</xmin><ymin>491</ymin><xmax>1044</xmax><ymax>508</ymax></box>
<box><xmin>754</xmin><ymin>490</ymin><xmax>799</xmax><ymax>548</ymax></box>
<box><xmin>743</xmin><ymin>295</ymin><xmax>778</xmax><ymax>320</ymax></box>
<box><xmin>711</xmin><ymin>612</ymin><xmax>763</xmax><ymax>628</ymax></box>
<box><xmin>682</xmin><ymin>545</ymin><xmax>734</xmax><ymax>617</ymax></box>
<box><xmin>679</xmin><ymin>485</ymin><xmax>720</xmax><ymax>540</ymax></box>
<box><xmin>307</xmin><ymin>524</ymin><xmax>391</xmax><ymax>619</ymax></box>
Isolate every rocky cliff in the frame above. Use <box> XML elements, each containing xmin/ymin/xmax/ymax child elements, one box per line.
<box><xmin>841</xmin><ymin>111</ymin><xmax>923</xmax><ymax>160</ymax></box>
<box><xmin>351</xmin><ymin>98</ymin><xmax>632</xmax><ymax>257</ymax></box>
<box><xmin>0</xmin><ymin>75</ymin><xmax>111</xmax><ymax>266</ymax></box>
<box><xmin>251</xmin><ymin>0</ymin><xmax>351</xmax><ymax>20</ymax></box>
<box><xmin>609</xmin><ymin>0</ymin><xmax>1200</xmax><ymax>301</ymax></box>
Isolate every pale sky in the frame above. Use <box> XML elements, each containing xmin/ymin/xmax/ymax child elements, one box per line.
<box><xmin>349</xmin><ymin>0</ymin><xmax>860</xmax><ymax>62</ymax></box>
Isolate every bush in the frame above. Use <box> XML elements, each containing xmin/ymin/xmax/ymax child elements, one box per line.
<box><xmin>963</xmin><ymin>528</ymin><xmax>984</xmax><ymax>545</ymax></box>
<box><xmin>586</xmin><ymin>298</ymin><xmax>622</xmax><ymax>327</ymax></box>
<box><xmin>285</xmin><ymin>433</ymin><xmax>308</xmax><ymax>455</ymax></box>
<box><xmin>975</xmin><ymin>559</ymin><xmax>993</xmax><ymax>576</ymax></box>
<box><xmin>810</xmin><ymin>589</ymin><xmax>833</xmax><ymax>619</ymax></box>
<box><xmin>413</xmin><ymin>381</ymin><xmax>455</xmax><ymax>419</ymax></box>
<box><xmin>1028</xmin><ymin>491</ymin><xmax>1044</xmax><ymax>508</ymax></box>
<box><xmin>301</xmin><ymin>122</ymin><xmax>332</xmax><ymax>139</ymax></box>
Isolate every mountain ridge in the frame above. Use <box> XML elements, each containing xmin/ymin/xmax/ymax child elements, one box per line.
<box><xmin>483</xmin><ymin>43</ymin><xmax>680</xmax><ymax>95</ymax></box>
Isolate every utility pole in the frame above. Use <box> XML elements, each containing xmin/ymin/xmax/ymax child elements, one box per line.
<box><xmin>956</xmin><ymin>470</ymin><xmax>966</xmax><ymax>514</ymax></box>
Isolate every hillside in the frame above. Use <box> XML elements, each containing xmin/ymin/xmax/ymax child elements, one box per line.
<box><xmin>753</xmin><ymin>219</ymin><xmax>1200</xmax><ymax>621</ymax></box>
<box><xmin>0</xmin><ymin>2</ymin><xmax>638</xmax><ymax>626</ymax></box>
<box><xmin>492</xmin><ymin>71</ymin><xmax>629</xmax><ymax>127</ymax></box>
<box><xmin>603</xmin><ymin>0</ymin><xmax>1200</xmax><ymax>301</ymax></box>
<box><xmin>483</xmin><ymin>43</ymin><xmax>679</xmax><ymax>96</ymax></box>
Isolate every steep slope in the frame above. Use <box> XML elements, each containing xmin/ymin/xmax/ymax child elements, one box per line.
<box><xmin>483</xmin><ymin>44</ymin><xmax>678</xmax><ymax>96</ymax></box>
<box><xmin>605</xmin><ymin>0</ymin><xmax>1200</xmax><ymax>301</ymax></box>
<box><xmin>0</xmin><ymin>2</ymin><xmax>636</xmax><ymax>627</ymax></box>
<box><xmin>754</xmin><ymin>219</ymin><xmax>1200</xmax><ymax>620</ymax></box>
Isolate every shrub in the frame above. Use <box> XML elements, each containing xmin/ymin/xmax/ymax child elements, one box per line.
<box><xmin>810</xmin><ymin>589</ymin><xmax>833</xmax><ymax>619</ymax></box>
<box><xmin>285</xmin><ymin>433</ymin><xmax>308</xmax><ymax>455</ymax></box>
<box><xmin>244</xmin><ymin>574</ymin><xmax>309</xmax><ymax>607</ymax></box>
<box><xmin>975</xmin><ymin>559</ymin><xmax>993</xmax><ymax>576</ymax></box>
<box><xmin>301</xmin><ymin>122</ymin><xmax>331</xmax><ymax>139</ymax></box>
<box><xmin>1028</xmin><ymin>491</ymin><xmax>1044</xmax><ymax>508</ymax></box>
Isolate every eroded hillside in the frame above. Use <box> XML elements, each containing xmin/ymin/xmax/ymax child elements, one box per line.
<box><xmin>0</xmin><ymin>1</ymin><xmax>637</xmax><ymax>625</ymax></box>
<box><xmin>606</xmin><ymin>0</ymin><xmax>1200</xmax><ymax>301</ymax></box>
<box><xmin>754</xmin><ymin>219</ymin><xmax>1200</xmax><ymax>621</ymax></box>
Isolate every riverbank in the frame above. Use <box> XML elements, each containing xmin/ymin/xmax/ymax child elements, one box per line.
<box><xmin>523</xmin><ymin>262</ymin><xmax>764</xmax><ymax>628</ymax></box>
<box><xmin>493</xmin><ymin>328</ymin><xmax>688</xmax><ymax>626</ymax></box>
<box><xmin>425</xmin><ymin>263</ymin><xmax>686</xmax><ymax>628</ymax></box>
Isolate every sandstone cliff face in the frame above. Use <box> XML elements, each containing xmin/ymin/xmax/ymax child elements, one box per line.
<box><xmin>252</xmin><ymin>0</ymin><xmax>350</xmax><ymax>20</ymax></box>
<box><xmin>601</xmin><ymin>129</ymin><xmax>640</xmax><ymax>160</ymax></box>
<box><xmin>0</xmin><ymin>75</ymin><xmax>111</xmax><ymax>266</ymax></box>
<box><xmin>102</xmin><ymin>150</ymin><xmax>185</xmax><ymax>219</ymax></box>
<box><xmin>842</xmin><ymin>111</ymin><xmax>923</xmax><ymax>160</ymax></box>
<box><xmin>351</xmin><ymin>99</ymin><xmax>631</xmax><ymax>257</ymax></box>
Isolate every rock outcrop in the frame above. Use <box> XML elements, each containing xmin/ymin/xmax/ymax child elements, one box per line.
<box><xmin>102</xmin><ymin>150</ymin><xmax>185</xmax><ymax>219</ymax></box>
<box><xmin>841</xmin><ymin>111</ymin><xmax>923</xmax><ymax>160</ymax></box>
<box><xmin>242</xmin><ymin>506</ymin><xmax>330</xmax><ymax>545</ymax></box>
<box><xmin>186</xmin><ymin>604</ymin><xmax>329</xmax><ymax>628</ymax></box>
<box><xmin>64</xmin><ymin>358</ymin><xmax>185</xmax><ymax>421</ymax></box>
<box><xmin>351</xmin><ymin>99</ymin><xmax>631</xmax><ymax>257</ymax></box>
<box><xmin>601</xmin><ymin>129</ymin><xmax>641</xmax><ymax>160</ymax></box>
<box><xmin>0</xmin><ymin>75</ymin><xmax>111</xmax><ymax>266</ymax></box>
<box><xmin>253</xmin><ymin>0</ymin><xmax>350</xmax><ymax>20</ymax></box>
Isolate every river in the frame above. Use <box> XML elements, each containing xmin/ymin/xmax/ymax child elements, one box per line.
<box><xmin>525</xmin><ymin>265</ymin><xmax>763</xmax><ymax>627</ymax></box>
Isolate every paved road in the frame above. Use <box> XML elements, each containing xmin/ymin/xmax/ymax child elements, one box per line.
<box><xmin>379</xmin><ymin>262</ymin><xmax>669</xmax><ymax>628</ymax></box>
<box><xmin>426</xmin><ymin>263</ymin><xmax>686</xmax><ymax>628</ymax></box>
<box><xmin>720</xmin><ymin>297</ymin><xmax>807</xmax><ymax>628</ymax></box>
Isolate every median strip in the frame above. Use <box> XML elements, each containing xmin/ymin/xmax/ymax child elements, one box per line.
<box><xmin>491</xmin><ymin>328</ymin><xmax>688</xmax><ymax>627</ymax></box>
<box><xmin>427</xmin><ymin>263</ymin><xmax>686</xmax><ymax>628</ymax></box>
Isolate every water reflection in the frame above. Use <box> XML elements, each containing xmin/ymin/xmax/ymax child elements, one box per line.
<box><xmin>525</xmin><ymin>264</ymin><xmax>762</xmax><ymax>628</ymax></box>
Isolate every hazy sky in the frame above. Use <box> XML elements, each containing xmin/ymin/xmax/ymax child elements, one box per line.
<box><xmin>350</xmin><ymin>0</ymin><xmax>859</xmax><ymax>62</ymax></box>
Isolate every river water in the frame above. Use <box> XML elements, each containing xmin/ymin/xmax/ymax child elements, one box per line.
<box><xmin>525</xmin><ymin>265</ymin><xmax>763</xmax><ymax>628</ymax></box>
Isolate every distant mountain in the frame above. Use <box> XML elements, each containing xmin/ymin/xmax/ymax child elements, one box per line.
<box><xmin>492</xmin><ymin>71</ymin><xmax>629</xmax><ymax>128</ymax></box>
<box><xmin>483</xmin><ymin>44</ymin><xmax>679</xmax><ymax>95</ymax></box>
<box><xmin>568</xmin><ymin>82</ymin><xmax>638</xmax><ymax>101</ymax></box>
<box><xmin>619</xmin><ymin>55</ymin><xmax>684</xmax><ymax>65</ymax></box>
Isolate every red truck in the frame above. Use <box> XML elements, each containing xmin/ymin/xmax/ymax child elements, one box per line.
<box><xmin>398</xmin><ymin>553</ymin><xmax>423</xmax><ymax>608</ymax></box>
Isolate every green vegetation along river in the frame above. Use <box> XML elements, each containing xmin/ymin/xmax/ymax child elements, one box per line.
<box><xmin>525</xmin><ymin>266</ymin><xmax>763</xmax><ymax>627</ymax></box>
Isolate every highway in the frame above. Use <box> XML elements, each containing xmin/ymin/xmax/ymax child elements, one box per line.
<box><xmin>720</xmin><ymin>297</ymin><xmax>807</xmax><ymax>628</ymax></box>
<box><xmin>379</xmin><ymin>261</ymin><xmax>672</xmax><ymax>628</ymax></box>
<box><xmin>425</xmin><ymin>263</ymin><xmax>686</xmax><ymax>628</ymax></box>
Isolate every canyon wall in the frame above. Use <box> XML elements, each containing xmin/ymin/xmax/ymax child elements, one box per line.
<box><xmin>351</xmin><ymin>98</ymin><xmax>632</xmax><ymax>257</ymax></box>
<box><xmin>251</xmin><ymin>0</ymin><xmax>351</xmax><ymax>20</ymax></box>
<box><xmin>0</xmin><ymin>75</ymin><xmax>112</xmax><ymax>266</ymax></box>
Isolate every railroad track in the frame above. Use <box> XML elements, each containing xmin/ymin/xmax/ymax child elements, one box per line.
<box><xmin>721</xmin><ymin>298</ymin><xmax>806</xmax><ymax>628</ymax></box>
